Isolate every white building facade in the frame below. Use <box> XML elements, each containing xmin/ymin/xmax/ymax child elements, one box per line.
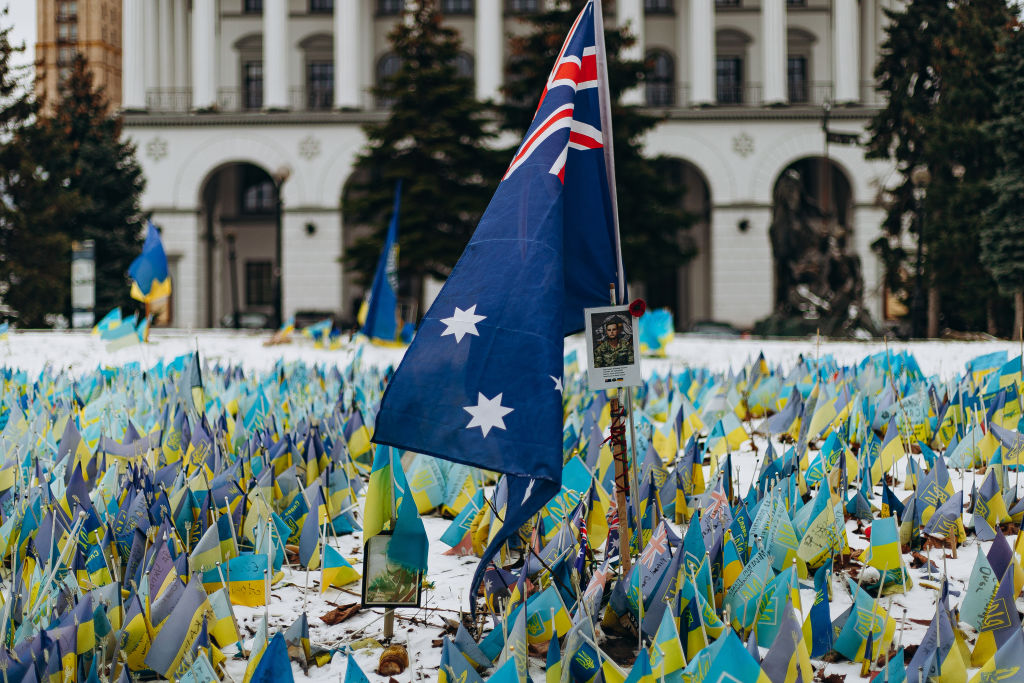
<box><xmin>123</xmin><ymin>0</ymin><xmax>896</xmax><ymax>330</ymax></box>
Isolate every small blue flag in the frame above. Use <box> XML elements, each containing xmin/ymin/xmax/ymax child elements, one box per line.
<box><xmin>129</xmin><ymin>221</ymin><xmax>171</xmax><ymax>303</ymax></box>
<box><xmin>361</xmin><ymin>180</ymin><xmax>402</xmax><ymax>343</ymax></box>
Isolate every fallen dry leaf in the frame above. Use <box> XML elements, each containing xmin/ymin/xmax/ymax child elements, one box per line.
<box><xmin>320</xmin><ymin>602</ymin><xmax>362</xmax><ymax>625</ymax></box>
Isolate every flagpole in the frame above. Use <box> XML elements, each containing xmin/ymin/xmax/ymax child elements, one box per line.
<box><xmin>592</xmin><ymin>0</ymin><xmax>625</xmax><ymax>303</ymax></box>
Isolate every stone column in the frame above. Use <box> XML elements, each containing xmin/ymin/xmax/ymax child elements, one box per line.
<box><xmin>173</xmin><ymin>0</ymin><xmax>188</xmax><ymax>95</ymax></box>
<box><xmin>711</xmin><ymin>206</ymin><xmax>774</xmax><ymax>327</ymax></box>
<box><xmin>833</xmin><ymin>0</ymin><xmax>859</xmax><ymax>103</ymax></box>
<box><xmin>191</xmin><ymin>0</ymin><xmax>217</xmax><ymax>109</ymax></box>
<box><xmin>144</xmin><ymin>0</ymin><xmax>159</xmax><ymax>96</ymax></box>
<box><xmin>158</xmin><ymin>0</ymin><xmax>174</xmax><ymax>90</ymax></box>
<box><xmin>617</xmin><ymin>0</ymin><xmax>644</xmax><ymax>105</ymax></box>
<box><xmin>853</xmin><ymin>205</ymin><xmax>885</xmax><ymax>324</ymax></box>
<box><xmin>263</xmin><ymin>0</ymin><xmax>289</xmax><ymax>109</ymax></box>
<box><xmin>688</xmin><ymin>0</ymin><xmax>714</xmax><ymax>105</ymax></box>
<box><xmin>761</xmin><ymin>0</ymin><xmax>787</xmax><ymax>104</ymax></box>
<box><xmin>474</xmin><ymin>0</ymin><xmax>503</xmax><ymax>102</ymax></box>
<box><xmin>334</xmin><ymin>0</ymin><xmax>362</xmax><ymax>108</ymax></box>
<box><xmin>121</xmin><ymin>0</ymin><xmax>145</xmax><ymax>109</ymax></box>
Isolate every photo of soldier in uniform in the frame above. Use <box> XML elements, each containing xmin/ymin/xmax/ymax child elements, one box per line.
<box><xmin>583</xmin><ymin>305</ymin><xmax>642</xmax><ymax>392</ymax></box>
<box><xmin>591</xmin><ymin>313</ymin><xmax>635</xmax><ymax>368</ymax></box>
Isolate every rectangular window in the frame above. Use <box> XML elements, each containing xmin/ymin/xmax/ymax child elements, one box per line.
<box><xmin>310</xmin><ymin>0</ymin><xmax>333</xmax><ymax>11</ymax></box>
<box><xmin>308</xmin><ymin>61</ymin><xmax>334</xmax><ymax>110</ymax></box>
<box><xmin>57</xmin><ymin>1</ymin><xmax>77</xmax><ymax>20</ymax></box>
<box><xmin>715</xmin><ymin>0</ymin><xmax>740</xmax><ymax>7</ymax></box>
<box><xmin>245</xmin><ymin>261</ymin><xmax>275</xmax><ymax>307</ymax></box>
<box><xmin>786</xmin><ymin>0</ymin><xmax>806</xmax><ymax>5</ymax></box>
<box><xmin>241</xmin><ymin>166</ymin><xmax>275</xmax><ymax>213</ymax></box>
<box><xmin>58</xmin><ymin>46</ymin><xmax>76</xmax><ymax>65</ymax></box>
<box><xmin>787</xmin><ymin>56</ymin><xmax>808</xmax><ymax>103</ymax></box>
<box><xmin>506</xmin><ymin>0</ymin><xmax>538</xmax><ymax>12</ymax></box>
<box><xmin>441</xmin><ymin>0</ymin><xmax>473</xmax><ymax>14</ymax></box>
<box><xmin>716</xmin><ymin>57</ymin><xmax>743</xmax><ymax>104</ymax></box>
<box><xmin>244</xmin><ymin>0</ymin><xmax>263</xmax><ymax>13</ymax></box>
<box><xmin>377</xmin><ymin>0</ymin><xmax>403</xmax><ymax>14</ymax></box>
<box><xmin>244</xmin><ymin>61</ymin><xmax>263</xmax><ymax>110</ymax></box>
<box><xmin>644</xmin><ymin>0</ymin><xmax>673</xmax><ymax>12</ymax></box>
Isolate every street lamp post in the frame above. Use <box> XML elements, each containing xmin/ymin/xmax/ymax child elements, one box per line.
<box><xmin>271</xmin><ymin>166</ymin><xmax>292</xmax><ymax>330</ymax></box>
<box><xmin>226</xmin><ymin>230</ymin><xmax>240</xmax><ymax>330</ymax></box>
<box><xmin>910</xmin><ymin>165</ymin><xmax>931</xmax><ymax>338</ymax></box>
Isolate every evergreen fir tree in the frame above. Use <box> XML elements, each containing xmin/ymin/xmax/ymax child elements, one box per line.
<box><xmin>865</xmin><ymin>0</ymin><xmax>956</xmax><ymax>330</ymax></box>
<box><xmin>342</xmin><ymin>0</ymin><xmax>504</xmax><ymax>315</ymax></box>
<box><xmin>867</xmin><ymin>0</ymin><xmax>1014</xmax><ymax>334</ymax></box>
<box><xmin>922</xmin><ymin>0</ymin><xmax>1015</xmax><ymax>334</ymax></box>
<box><xmin>500</xmin><ymin>2</ymin><xmax>693</xmax><ymax>313</ymax></box>
<box><xmin>39</xmin><ymin>54</ymin><xmax>146</xmax><ymax>317</ymax></box>
<box><xmin>0</xmin><ymin>14</ymin><xmax>79</xmax><ymax>327</ymax></box>
<box><xmin>982</xmin><ymin>20</ymin><xmax>1024</xmax><ymax>337</ymax></box>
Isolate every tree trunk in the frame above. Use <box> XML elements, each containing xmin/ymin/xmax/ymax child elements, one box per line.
<box><xmin>410</xmin><ymin>271</ymin><xmax>425</xmax><ymax>324</ymax></box>
<box><xmin>927</xmin><ymin>286</ymin><xmax>940</xmax><ymax>339</ymax></box>
<box><xmin>1015</xmin><ymin>290</ymin><xmax>1024</xmax><ymax>341</ymax></box>
<box><xmin>988</xmin><ymin>299</ymin><xmax>998</xmax><ymax>337</ymax></box>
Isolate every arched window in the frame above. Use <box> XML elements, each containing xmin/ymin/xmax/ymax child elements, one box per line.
<box><xmin>715</xmin><ymin>29</ymin><xmax>751</xmax><ymax>104</ymax></box>
<box><xmin>454</xmin><ymin>52</ymin><xmax>474</xmax><ymax>80</ymax></box>
<box><xmin>235</xmin><ymin>34</ymin><xmax>264</xmax><ymax>110</ymax></box>
<box><xmin>301</xmin><ymin>34</ymin><xmax>334</xmax><ymax>110</ymax></box>
<box><xmin>787</xmin><ymin>28</ymin><xmax>816</xmax><ymax>104</ymax></box>
<box><xmin>645</xmin><ymin>50</ymin><xmax>674</xmax><ymax>106</ymax></box>
<box><xmin>376</xmin><ymin>52</ymin><xmax>403</xmax><ymax>108</ymax></box>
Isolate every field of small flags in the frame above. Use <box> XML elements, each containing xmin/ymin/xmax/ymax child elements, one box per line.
<box><xmin>0</xmin><ymin>329</ymin><xmax>1023</xmax><ymax>682</ymax></box>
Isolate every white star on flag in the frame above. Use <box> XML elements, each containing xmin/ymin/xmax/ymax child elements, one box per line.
<box><xmin>440</xmin><ymin>305</ymin><xmax>486</xmax><ymax>343</ymax></box>
<box><xmin>464</xmin><ymin>392</ymin><xmax>513</xmax><ymax>437</ymax></box>
<box><xmin>551</xmin><ymin>376</ymin><xmax>563</xmax><ymax>393</ymax></box>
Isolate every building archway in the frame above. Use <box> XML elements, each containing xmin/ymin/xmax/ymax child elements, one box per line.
<box><xmin>199</xmin><ymin>161</ymin><xmax>282</xmax><ymax>328</ymax></box>
<box><xmin>773</xmin><ymin>156</ymin><xmax>853</xmax><ymax>229</ymax></box>
<box><xmin>769</xmin><ymin>156</ymin><xmax>857</xmax><ymax>315</ymax></box>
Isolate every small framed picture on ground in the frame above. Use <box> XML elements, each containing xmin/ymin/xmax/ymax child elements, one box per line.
<box><xmin>584</xmin><ymin>305</ymin><xmax>642</xmax><ymax>392</ymax></box>
<box><xmin>361</xmin><ymin>532</ymin><xmax>424</xmax><ymax>608</ymax></box>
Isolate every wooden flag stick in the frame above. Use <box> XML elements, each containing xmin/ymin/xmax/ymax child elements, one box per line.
<box><xmin>608</xmin><ymin>284</ymin><xmax>631</xmax><ymax>576</ymax></box>
<box><xmin>610</xmin><ymin>397</ymin><xmax>630</xmax><ymax>577</ymax></box>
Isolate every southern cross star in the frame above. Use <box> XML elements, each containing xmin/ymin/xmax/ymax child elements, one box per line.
<box><xmin>464</xmin><ymin>392</ymin><xmax>513</xmax><ymax>437</ymax></box>
<box><xmin>551</xmin><ymin>376</ymin><xmax>563</xmax><ymax>393</ymax></box>
<box><xmin>440</xmin><ymin>305</ymin><xmax>486</xmax><ymax>343</ymax></box>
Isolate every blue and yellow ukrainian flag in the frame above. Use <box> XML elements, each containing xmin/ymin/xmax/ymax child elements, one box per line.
<box><xmin>359</xmin><ymin>180</ymin><xmax>403</xmax><ymax>345</ymax></box>
<box><xmin>129</xmin><ymin>221</ymin><xmax>172</xmax><ymax>303</ymax></box>
<box><xmin>321</xmin><ymin>545</ymin><xmax>360</xmax><ymax>590</ymax></box>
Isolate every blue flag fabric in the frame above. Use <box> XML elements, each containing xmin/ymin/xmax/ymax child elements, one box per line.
<box><xmin>372</xmin><ymin>0</ymin><xmax>623</xmax><ymax>606</ymax></box>
<box><xmin>128</xmin><ymin>221</ymin><xmax>171</xmax><ymax>303</ymax></box>
<box><xmin>362</xmin><ymin>180</ymin><xmax>402</xmax><ymax>342</ymax></box>
<box><xmin>248</xmin><ymin>632</ymin><xmax>295</xmax><ymax>683</ymax></box>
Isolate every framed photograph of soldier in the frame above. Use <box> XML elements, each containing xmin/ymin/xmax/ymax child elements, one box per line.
<box><xmin>584</xmin><ymin>305</ymin><xmax>642</xmax><ymax>392</ymax></box>
<box><xmin>361</xmin><ymin>532</ymin><xmax>424</xmax><ymax>608</ymax></box>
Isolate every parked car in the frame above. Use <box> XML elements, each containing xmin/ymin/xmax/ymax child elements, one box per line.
<box><xmin>686</xmin><ymin>320</ymin><xmax>742</xmax><ymax>337</ymax></box>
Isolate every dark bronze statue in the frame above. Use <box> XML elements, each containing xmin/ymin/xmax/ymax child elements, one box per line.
<box><xmin>760</xmin><ymin>169</ymin><xmax>878</xmax><ymax>338</ymax></box>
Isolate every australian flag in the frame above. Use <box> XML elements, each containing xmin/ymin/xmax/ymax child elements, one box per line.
<box><xmin>372</xmin><ymin>0</ymin><xmax>623</xmax><ymax>603</ymax></box>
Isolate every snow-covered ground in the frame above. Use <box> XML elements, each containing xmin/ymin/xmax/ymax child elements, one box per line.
<box><xmin>2</xmin><ymin>329</ymin><xmax>1018</xmax><ymax>682</ymax></box>
<box><xmin>8</xmin><ymin>327</ymin><xmax>1018</xmax><ymax>380</ymax></box>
